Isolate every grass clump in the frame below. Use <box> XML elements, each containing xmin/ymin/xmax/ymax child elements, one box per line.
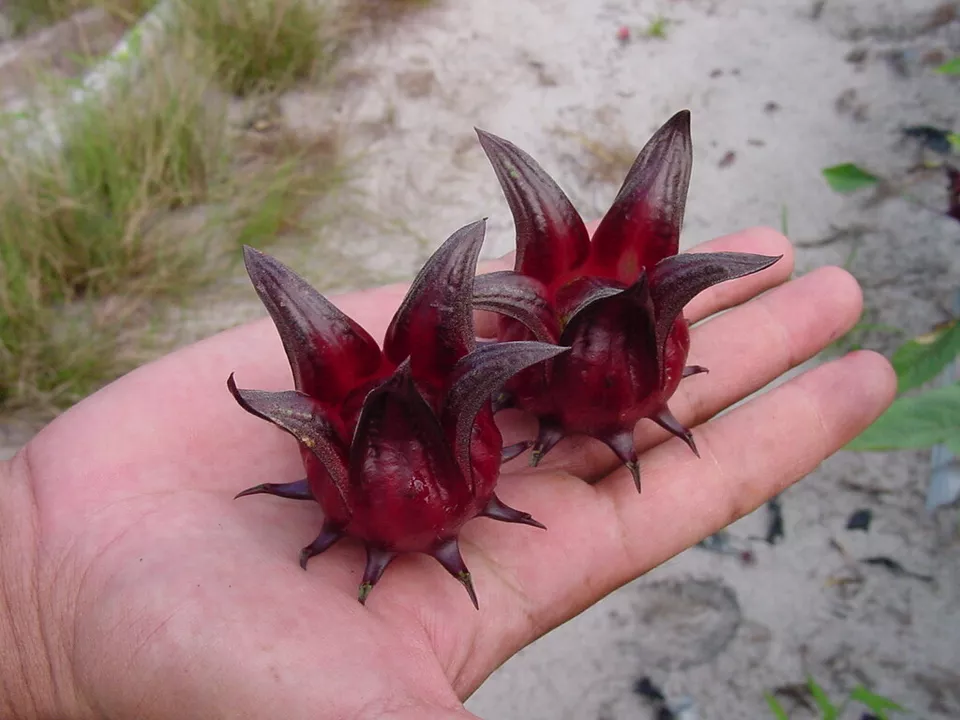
<box><xmin>173</xmin><ymin>0</ymin><xmax>440</xmax><ymax>95</ymax></box>
<box><xmin>0</xmin><ymin>0</ymin><xmax>432</xmax><ymax>413</ymax></box>
<box><xmin>0</xmin><ymin>57</ymin><xmax>222</xmax><ymax>408</ymax></box>
<box><xmin>552</xmin><ymin>126</ymin><xmax>637</xmax><ymax>186</ymax></box>
<box><xmin>173</xmin><ymin>0</ymin><xmax>336</xmax><ymax>96</ymax></box>
<box><xmin>4</xmin><ymin>0</ymin><xmax>156</xmax><ymax>35</ymax></box>
<box><xmin>643</xmin><ymin>15</ymin><xmax>670</xmax><ymax>39</ymax></box>
<box><xmin>0</xmin><ymin>48</ymin><xmax>346</xmax><ymax>411</ymax></box>
<box><xmin>5</xmin><ymin>60</ymin><xmax>225</xmax><ymax>294</ymax></box>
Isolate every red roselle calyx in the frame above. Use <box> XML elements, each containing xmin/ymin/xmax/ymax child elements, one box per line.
<box><xmin>472</xmin><ymin>110</ymin><xmax>782</xmax><ymax>491</ymax></box>
<box><xmin>229</xmin><ymin>220</ymin><xmax>568</xmax><ymax>607</ymax></box>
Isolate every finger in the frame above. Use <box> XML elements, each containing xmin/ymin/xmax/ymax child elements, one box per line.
<box><xmin>598</xmin><ymin>349</ymin><xmax>897</xmax><ymax>566</ymax></box>
<box><xmin>668</xmin><ymin>265</ymin><xmax>860</xmax><ymax>439</ymax></box>
<box><xmin>682</xmin><ymin>226</ymin><xmax>794</xmax><ymax>322</ymax></box>
<box><xmin>513</xmin><ymin>264</ymin><xmax>863</xmax><ymax>483</ymax></box>
<box><xmin>449</xmin><ymin>349</ymin><xmax>895</xmax><ymax>696</ymax></box>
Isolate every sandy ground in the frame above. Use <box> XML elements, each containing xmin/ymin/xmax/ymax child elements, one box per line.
<box><xmin>2</xmin><ymin>0</ymin><xmax>960</xmax><ymax>717</ymax></box>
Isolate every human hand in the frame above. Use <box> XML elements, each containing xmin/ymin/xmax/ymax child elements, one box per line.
<box><xmin>0</xmin><ymin>226</ymin><xmax>894</xmax><ymax>719</ymax></box>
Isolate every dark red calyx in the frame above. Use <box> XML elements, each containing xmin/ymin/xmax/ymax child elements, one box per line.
<box><xmin>230</xmin><ymin>220</ymin><xmax>566</xmax><ymax>607</ymax></box>
<box><xmin>550</xmin><ymin>275</ymin><xmax>660</xmax><ymax>491</ymax></box>
<box><xmin>476</xmin><ymin>110</ymin><xmax>784</xmax><ymax>489</ymax></box>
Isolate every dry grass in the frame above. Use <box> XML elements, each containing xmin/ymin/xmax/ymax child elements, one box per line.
<box><xmin>172</xmin><ymin>0</ymin><xmax>336</xmax><ymax>96</ymax></box>
<box><xmin>7</xmin><ymin>0</ymin><xmax>436</xmax><ymax>94</ymax></box>
<box><xmin>552</xmin><ymin>126</ymin><xmax>639</xmax><ymax>186</ymax></box>
<box><xmin>227</xmin><ymin>107</ymin><xmax>350</xmax><ymax>251</ymax></box>
<box><xmin>0</xmin><ymin>0</ymin><xmax>434</xmax><ymax>414</ymax></box>
<box><xmin>643</xmin><ymin>15</ymin><xmax>671</xmax><ymax>39</ymax></box>
<box><xmin>0</xmin><ymin>60</ymin><xmax>213</xmax><ymax>408</ymax></box>
<box><xmin>0</xmin><ymin>45</ymin><xmax>347</xmax><ymax>411</ymax></box>
<box><xmin>172</xmin><ymin>0</ymin><xmax>438</xmax><ymax>95</ymax></box>
<box><xmin>4</xmin><ymin>0</ymin><xmax>155</xmax><ymax>35</ymax></box>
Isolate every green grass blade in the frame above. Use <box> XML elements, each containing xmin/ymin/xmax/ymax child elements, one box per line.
<box><xmin>765</xmin><ymin>693</ymin><xmax>790</xmax><ymax>720</ymax></box>
<box><xmin>822</xmin><ymin>163</ymin><xmax>879</xmax><ymax>193</ymax></box>
<box><xmin>848</xmin><ymin>685</ymin><xmax>905</xmax><ymax>718</ymax></box>
<box><xmin>806</xmin><ymin>677</ymin><xmax>838</xmax><ymax>720</ymax></box>
<box><xmin>935</xmin><ymin>56</ymin><xmax>960</xmax><ymax>75</ymax></box>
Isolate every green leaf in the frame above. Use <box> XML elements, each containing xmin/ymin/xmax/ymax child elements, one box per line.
<box><xmin>848</xmin><ymin>685</ymin><xmax>904</xmax><ymax>718</ymax></box>
<box><xmin>935</xmin><ymin>56</ymin><xmax>960</xmax><ymax>75</ymax></box>
<box><xmin>846</xmin><ymin>383</ymin><xmax>960</xmax><ymax>451</ymax></box>
<box><xmin>891</xmin><ymin>319</ymin><xmax>960</xmax><ymax>393</ymax></box>
<box><xmin>949</xmin><ymin>133</ymin><xmax>960</xmax><ymax>153</ymax></box>
<box><xmin>807</xmin><ymin>677</ymin><xmax>838</xmax><ymax>720</ymax></box>
<box><xmin>822</xmin><ymin>163</ymin><xmax>879</xmax><ymax>193</ymax></box>
<box><xmin>764</xmin><ymin>693</ymin><xmax>791</xmax><ymax>720</ymax></box>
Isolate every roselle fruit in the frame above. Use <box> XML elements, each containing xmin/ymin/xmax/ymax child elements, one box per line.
<box><xmin>472</xmin><ymin>110</ymin><xmax>782</xmax><ymax>491</ymax></box>
<box><xmin>229</xmin><ymin>219</ymin><xmax>567</xmax><ymax>607</ymax></box>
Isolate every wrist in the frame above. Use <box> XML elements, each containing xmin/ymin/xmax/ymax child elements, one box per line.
<box><xmin>0</xmin><ymin>451</ymin><xmax>74</xmax><ymax>719</ymax></box>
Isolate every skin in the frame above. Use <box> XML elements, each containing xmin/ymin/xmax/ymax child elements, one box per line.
<box><xmin>0</xmin><ymin>227</ymin><xmax>895</xmax><ymax>720</ymax></box>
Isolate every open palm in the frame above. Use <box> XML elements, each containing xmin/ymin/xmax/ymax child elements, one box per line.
<box><xmin>4</xmin><ymin>227</ymin><xmax>894</xmax><ymax>720</ymax></box>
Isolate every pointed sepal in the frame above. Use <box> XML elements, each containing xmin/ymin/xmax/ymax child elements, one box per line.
<box><xmin>299</xmin><ymin>520</ymin><xmax>345</xmax><ymax>569</ymax></box>
<box><xmin>652</xmin><ymin>407</ymin><xmax>699</xmax><ymax>457</ymax></box>
<box><xmin>682</xmin><ymin>365</ymin><xmax>709</xmax><ymax>378</ymax></box>
<box><xmin>242</xmin><ymin>246</ymin><xmax>383</xmax><ymax>403</ymax></box>
<box><xmin>227</xmin><ymin>374</ymin><xmax>350</xmax><ymax>501</ymax></box>
<box><xmin>649</xmin><ymin>251</ymin><xmax>782</xmax><ymax>368</ymax></box>
<box><xmin>472</xmin><ymin>270</ymin><xmax>560</xmax><ymax>342</ymax></box>
<box><xmin>604</xmin><ymin>430</ymin><xmax>642</xmax><ymax>493</ymax></box>
<box><xmin>431</xmin><ymin>537</ymin><xmax>479</xmax><ymax>609</ymax></box>
<box><xmin>588</xmin><ymin>110</ymin><xmax>693</xmax><ymax>283</ymax></box>
<box><xmin>383</xmin><ymin>220</ymin><xmax>487</xmax><ymax>397</ymax></box>
<box><xmin>501</xmin><ymin>441</ymin><xmax>532</xmax><ymax>463</ymax></box>
<box><xmin>476</xmin><ymin>128</ymin><xmax>590</xmax><ymax>284</ymax></box>
<box><xmin>357</xmin><ymin>546</ymin><xmax>397</xmax><ymax>604</ymax></box>
<box><xmin>530</xmin><ymin>420</ymin><xmax>564</xmax><ymax>467</ymax></box>
<box><xmin>442</xmin><ymin>342</ymin><xmax>570</xmax><ymax>483</ymax></box>
<box><xmin>235</xmin><ymin>478</ymin><xmax>313</xmax><ymax>501</ymax></box>
<box><xmin>481</xmin><ymin>494</ymin><xmax>546</xmax><ymax>530</ymax></box>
